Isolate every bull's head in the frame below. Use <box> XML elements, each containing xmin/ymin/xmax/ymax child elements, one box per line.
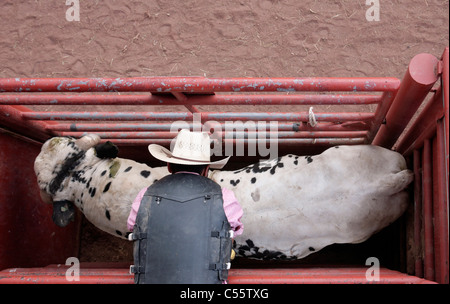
<box><xmin>35</xmin><ymin>134</ymin><xmax>101</xmax><ymax>227</ymax></box>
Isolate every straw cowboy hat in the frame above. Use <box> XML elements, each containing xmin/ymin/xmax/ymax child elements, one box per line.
<box><xmin>148</xmin><ymin>129</ymin><xmax>230</xmax><ymax>169</ymax></box>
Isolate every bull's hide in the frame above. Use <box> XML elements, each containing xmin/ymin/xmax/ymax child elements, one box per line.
<box><xmin>34</xmin><ymin>134</ymin><xmax>413</xmax><ymax>260</ymax></box>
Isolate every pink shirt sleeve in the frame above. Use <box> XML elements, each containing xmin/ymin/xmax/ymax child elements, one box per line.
<box><xmin>221</xmin><ymin>187</ymin><xmax>244</xmax><ymax>236</ymax></box>
<box><xmin>127</xmin><ymin>187</ymin><xmax>148</xmax><ymax>231</ymax></box>
<box><xmin>127</xmin><ymin>185</ymin><xmax>244</xmax><ymax>236</ymax></box>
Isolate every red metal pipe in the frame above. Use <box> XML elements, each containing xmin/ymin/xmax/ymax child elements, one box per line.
<box><xmin>0</xmin><ymin>266</ymin><xmax>436</xmax><ymax>284</ymax></box>
<box><xmin>422</xmin><ymin>139</ymin><xmax>435</xmax><ymax>281</ymax></box>
<box><xmin>441</xmin><ymin>48</ymin><xmax>449</xmax><ymax>179</ymax></box>
<box><xmin>372</xmin><ymin>53</ymin><xmax>440</xmax><ymax>149</ymax></box>
<box><xmin>395</xmin><ymin>87</ymin><xmax>444</xmax><ymax>155</ymax></box>
<box><xmin>435</xmin><ymin>120</ymin><xmax>449</xmax><ymax>284</ymax></box>
<box><xmin>0</xmin><ymin>105</ymin><xmax>52</xmax><ymax>142</ymax></box>
<box><xmin>440</xmin><ymin>50</ymin><xmax>450</xmax><ymax>285</ymax></box>
<box><xmin>22</xmin><ymin>111</ymin><xmax>375</xmax><ymax>122</ymax></box>
<box><xmin>432</xmin><ymin>137</ymin><xmax>441</xmax><ymax>282</ymax></box>
<box><xmin>0</xmin><ymin>93</ymin><xmax>382</xmax><ymax>106</ymax></box>
<box><xmin>100</xmin><ymin>138</ymin><xmax>366</xmax><ymax>146</ymax></box>
<box><xmin>22</xmin><ymin>111</ymin><xmax>193</xmax><ymax>121</ymax></box>
<box><xmin>0</xmin><ymin>77</ymin><xmax>401</xmax><ymax>93</ymax></box>
<box><xmin>413</xmin><ymin>149</ymin><xmax>423</xmax><ymax>278</ymax></box>
<box><xmin>45</xmin><ymin>121</ymin><xmax>370</xmax><ymax>132</ymax></box>
<box><xmin>367</xmin><ymin>91</ymin><xmax>397</xmax><ymax>143</ymax></box>
<box><xmin>46</xmin><ymin>122</ymin><xmax>190</xmax><ymax>132</ymax></box>
<box><xmin>58</xmin><ymin>130</ymin><xmax>368</xmax><ymax>140</ymax></box>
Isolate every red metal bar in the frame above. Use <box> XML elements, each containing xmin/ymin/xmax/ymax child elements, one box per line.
<box><xmin>435</xmin><ymin>119</ymin><xmax>449</xmax><ymax>284</ymax></box>
<box><xmin>422</xmin><ymin>139</ymin><xmax>435</xmax><ymax>281</ymax></box>
<box><xmin>0</xmin><ymin>77</ymin><xmax>401</xmax><ymax>93</ymax></box>
<box><xmin>0</xmin><ymin>266</ymin><xmax>436</xmax><ymax>284</ymax></box>
<box><xmin>22</xmin><ymin>111</ymin><xmax>375</xmax><ymax>122</ymax></box>
<box><xmin>413</xmin><ymin>149</ymin><xmax>423</xmax><ymax>278</ymax></box>
<box><xmin>432</xmin><ymin>137</ymin><xmax>441</xmax><ymax>282</ymax></box>
<box><xmin>440</xmin><ymin>48</ymin><xmax>449</xmax><ymax>285</ymax></box>
<box><xmin>0</xmin><ymin>93</ymin><xmax>382</xmax><ymax>106</ymax></box>
<box><xmin>45</xmin><ymin>121</ymin><xmax>370</xmax><ymax>132</ymax></box>
<box><xmin>396</xmin><ymin>87</ymin><xmax>444</xmax><ymax>155</ymax></box>
<box><xmin>441</xmin><ymin>48</ymin><xmax>449</xmax><ymax>180</ymax></box>
<box><xmin>0</xmin><ymin>105</ymin><xmax>53</xmax><ymax>142</ymax></box>
<box><xmin>46</xmin><ymin>122</ymin><xmax>190</xmax><ymax>132</ymax></box>
<box><xmin>227</xmin><ymin>268</ymin><xmax>435</xmax><ymax>284</ymax></box>
<box><xmin>171</xmin><ymin>91</ymin><xmax>201</xmax><ymax>114</ymax></box>
<box><xmin>58</xmin><ymin>130</ymin><xmax>368</xmax><ymax>140</ymax></box>
<box><xmin>22</xmin><ymin>111</ymin><xmax>192</xmax><ymax>121</ymax></box>
<box><xmin>372</xmin><ymin>53</ymin><xmax>440</xmax><ymax>148</ymax></box>
<box><xmin>101</xmin><ymin>138</ymin><xmax>366</xmax><ymax>146</ymax></box>
<box><xmin>366</xmin><ymin>91</ymin><xmax>397</xmax><ymax>143</ymax></box>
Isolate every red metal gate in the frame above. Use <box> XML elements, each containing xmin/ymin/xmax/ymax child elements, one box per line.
<box><xmin>0</xmin><ymin>48</ymin><xmax>448</xmax><ymax>284</ymax></box>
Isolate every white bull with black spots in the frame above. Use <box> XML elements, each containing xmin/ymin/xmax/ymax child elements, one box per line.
<box><xmin>34</xmin><ymin>134</ymin><xmax>168</xmax><ymax>238</ymax></box>
<box><xmin>34</xmin><ymin>134</ymin><xmax>413</xmax><ymax>260</ymax></box>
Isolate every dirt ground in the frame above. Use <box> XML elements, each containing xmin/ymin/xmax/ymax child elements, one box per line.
<box><xmin>1</xmin><ymin>1</ymin><xmax>448</xmax><ymax>78</ymax></box>
<box><xmin>1</xmin><ymin>0</ymin><xmax>448</xmax><ymax>263</ymax></box>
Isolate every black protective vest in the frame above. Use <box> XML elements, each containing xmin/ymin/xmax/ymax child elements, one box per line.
<box><xmin>130</xmin><ymin>173</ymin><xmax>232</xmax><ymax>284</ymax></box>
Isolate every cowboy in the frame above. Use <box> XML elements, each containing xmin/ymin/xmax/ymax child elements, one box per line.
<box><xmin>127</xmin><ymin>129</ymin><xmax>244</xmax><ymax>284</ymax></box>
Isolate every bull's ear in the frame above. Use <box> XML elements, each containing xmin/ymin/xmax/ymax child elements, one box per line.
<box><xmin>75</xmin><ymin>134</ymin><xmax>101</xmax><ymax>150</ymax></box>
<box><xmin>94</xmin><ymin>141</ymin><xmax>119</xmax><ymax>159</ymax></box>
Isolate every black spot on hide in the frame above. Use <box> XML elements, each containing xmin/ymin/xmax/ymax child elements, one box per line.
<box><xmin>86</xmin><ymin>177</ymin><xmax>92</xmax><ymax>189</ymax></box>
<box><xmin>309</xmin><ymin>247</ymin><xmax>315</xmax><ymax>252</ymax></box>
<box><xmin>49</xmin><ymin>150</ymin><xmax>86</xmax><ymax>195</ymax></box>
<box><xmin>305</xmin><ymin>156</ymin><xmax>313</xmax><ymax>164</ymax></box>
<box><xmin>71</xmin><ymin>170</ymin><xmax>88</xmax><ymax>184</ymax></box>
<box><xmin>105</xmin><ymin>210</ymin><xmax>111</xmax><ymax>220</ymax></box>
<box><xmin>235</xmin><ymin>239</ymin><xmax>295</xmax><ymax>261</ymax></box>
<box><xmin>270</xmin><ymin>160</ymin><xmax>284</xmax><ymax>175</ymax></box>
<box><xmin>251</xmin><ymin>177</ymin><xmax>256</xmax><ymax>184</ymax></box>
<box><xmin>115</xmin><ymin>230</ymin><xmax>123</xmax><ymax>236</ymax></box>
<box><xmin>230</xmin><ymin>179</ymin><xmax>240</xmax><ymax>186</ymax></box>
<box><xmin>101</xmin><ymin>170</ymin><xmax>107</xmax><ymax>176</ymax></box>
<box><xmin>103</xmin><ymin>181</ymin><xmax>112</xmax><ymax>193</ymax></box>
<box><xmin>233</xmin><ymin>162</ymin><xmax>270</xmax><ymax>174</ymax></box>
<box><xmin>140</xmin><ymin>170</ymin><xmax>151</xmax><ymax>178</ymax></box>
<box><xmin>89</xmin><ymin>187</ymin><xmax>96</xmax><ymax>197</ymax></box>
<box><xmin>124</xmin><ymin>166</ymin><xmax>132</xmax><ymax>172</ymax></box>
<box><xmin>234</xmin><ymin>157</ymin><xmax>284</xmax><ymax>175</ymax></box>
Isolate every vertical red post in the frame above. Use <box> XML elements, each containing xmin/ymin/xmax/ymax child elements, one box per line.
<box><xmin>413</xmin><ymin>149</ymin><xmax>423</xmax><ymax>278</ymax></box>
<box><xmin>435</xmin><ymin>120</ymin><xmax>449</xmax><ymax>284</ymax></box>
<box><xmin>373</xmin><ymin>53</ymin><xmax>439</xmax><ymax>148</ymax></box>
<box><xmin>441</xmin><ymin>48</ymin><xmax>449</xmax><ymax>179</ymax></box>
<box><xmin>422</xmin><ymin>139</ymin><xmax>434</xmax><ymax>281</ymax></box>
